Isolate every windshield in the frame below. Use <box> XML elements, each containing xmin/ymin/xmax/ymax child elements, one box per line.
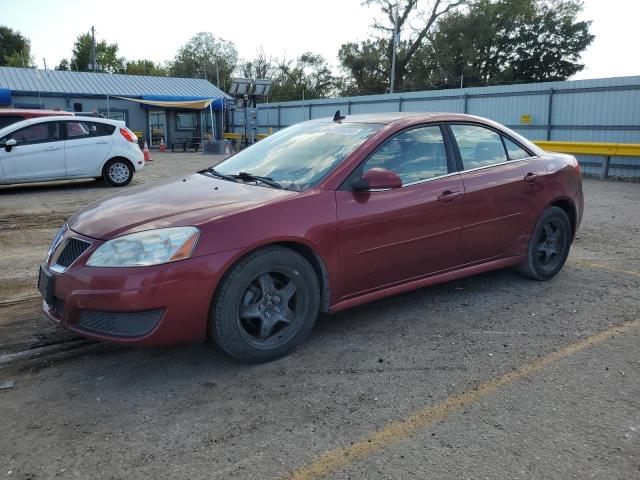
<box><xmin>214</xmin><ymin>122</ymin><xmax>382</xmax><ymax>191</ymax></box>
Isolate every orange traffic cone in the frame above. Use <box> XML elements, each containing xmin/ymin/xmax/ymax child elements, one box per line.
<box><xmin>143</xmin><ymin>140</ymin><xmax>152</xmax><ymax>163</ymax></box>
<box><xmin>159</xmin><ymin>137</ymin><xmax>166</xmax><ymax>152</ymax></box>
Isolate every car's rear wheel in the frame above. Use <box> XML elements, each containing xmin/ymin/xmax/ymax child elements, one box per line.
<box><xmin>210</xmin><ymin>246</ymin><xmax>320</xmax><ymax>362</ymax></box>
<box><xmin>520</xmin><ymin>206</ymin><xmax>572</xmax><ymax>280</ymax></box>
<box><xmin>103</xmin><ymin>158</ymin><xmax>133</xmax><ymax>187</ymax></box>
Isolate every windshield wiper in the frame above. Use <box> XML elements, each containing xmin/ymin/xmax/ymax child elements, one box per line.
<box><xmin>234</xmin><ymin>172</ymin><xmax>284</xmax><ymax>189</ymax></box>
<box><xmin>198</xmin><ymin>167</ymin><xmax>238</xmax><ymax>182</ymax></box>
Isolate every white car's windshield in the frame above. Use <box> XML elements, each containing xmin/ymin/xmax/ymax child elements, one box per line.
<box><xmin>214</xmin><ymin>122</ymin><xmax>382</xmax><ymax>191</ymax></box>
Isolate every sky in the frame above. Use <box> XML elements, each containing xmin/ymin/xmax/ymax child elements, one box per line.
<box><xmin>0</xmin><ymin>0</ymin><xmax>637</xmax><ymax>81</ymax></box>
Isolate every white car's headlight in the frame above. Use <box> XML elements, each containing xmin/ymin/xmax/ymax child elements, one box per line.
<box><xmin>86</xmin><ymin>227</ymin><xmax>200</xmax><ymax>267</ymax></box>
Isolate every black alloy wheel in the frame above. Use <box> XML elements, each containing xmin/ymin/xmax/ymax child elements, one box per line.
<box><xmin>210</xmin><ymin>246</ymin><xmax>320</xmax><ymax>362</ymax></box>
<box><xmin>520</xmin><ymin>206</ymin><xmax>572</xmax><ymax>280</ymax></box>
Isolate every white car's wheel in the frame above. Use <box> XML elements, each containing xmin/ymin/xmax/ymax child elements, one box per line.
<box><xmin>103</xmin><ymin>158</ymin><xmax>133</xmax><ymax>187</ymax></box>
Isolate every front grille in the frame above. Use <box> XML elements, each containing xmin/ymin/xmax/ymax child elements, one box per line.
<box><xmin>55</xmin><ymin>238</ymin><xmax>91</xmax><ymax>268</ymax></box>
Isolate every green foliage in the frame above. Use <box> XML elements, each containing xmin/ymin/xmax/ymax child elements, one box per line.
<box><xmin>57</xmin><ymin>32</ymin><xmax>125</xmax><ymax>73</ymax></box>
<box><xmin>125</xmin><ymin>59</ymin><xmax>169</xmax><ymax>76</ymax></box>
<box><xmin>340</xmin><ymin>0</ymin><xmax>593</xmax><ymax>94</ymax></box>
<box><xmin>431</xmin><ymin>0</ymin><xmax>594</xmax><ymax>88</ymax></box>
<box><xmin>171</xmin><ymin>32</ymin><xmax>237</xmax><ymax>90</ymax></box>
<box><xmin>0</xmin><ymin>26</ymin><xmax>35</xmax><ymax>67</ymax></box>
<box><xmin>270</xmin><ymin>53</ymin><xmax>338</xmax><ymax>102</ymax></box>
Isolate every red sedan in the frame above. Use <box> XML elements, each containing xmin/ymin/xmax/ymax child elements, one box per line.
<box><xmin>39</xmin><ymin>112</ymin><xmax>583</xmax><ymax>362</ymax></box>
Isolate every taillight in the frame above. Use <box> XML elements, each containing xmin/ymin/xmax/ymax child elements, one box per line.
<box><xmin>119</xmin><ymin>128</ymin><xmax>136</xmax><ymax>143</ymax></box>
<box><xmin>574</xmin><ymin>157</ymin><xmax>581</xmax><ymax>176</ymax></box>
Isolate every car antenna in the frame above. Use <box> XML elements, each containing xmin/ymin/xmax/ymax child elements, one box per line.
<box><xmin>333</xmin><ymin>110</ymin><xmax>346</xmax><ymax>122</ymax></box>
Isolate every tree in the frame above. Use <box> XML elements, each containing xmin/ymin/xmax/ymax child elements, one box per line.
<box><xmin>0</xmin><ymin>26</ymin><xmax>35</xmax><ymax>67</ymax></box>
<box><xmin>270</xmin><ymin>53</ymin><xmax>338</xmax><ymax>102</ymax></box>
<box><xmin>431</xmin><ymin>0</ymin><xmax>594</xmax><ymax>88</ymax></box>
<box><xmin>58</xmin><ymin>32</ymin><xmax>125</xmax><ymax>73</ymax></box>
<box><xmin>340</xmin><ymin>0</ymin><xmax>468</xmax><ymax>93</ymax></box>
<box><xmin>125</xmin><ymin>59</ymin><xmax>169</xmax><ymax>76</ymax></box>
<box><xmin>240</xmin><ymin>47</ymin><xmax>275</xmax><ymax>80</ymax></box>
<box><xmin>170</xmin><ymin>32</ymin><xmax>238</xmax><ymax>90</ymax></box>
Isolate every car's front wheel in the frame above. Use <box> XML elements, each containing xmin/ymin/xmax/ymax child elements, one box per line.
<box><xmin>520</xmin><ymin>206</ymin><xmax>572</xmax><ymax>280</ymax></box>
<box><xmin>210</xmin><ymin>246</ymin><xmax>320</xmax><ymax>363</ymax></box>
<box><xmin>103</xmin><ymin>158</ymin><xmax>133</xmax><ymax>187</ymax></box>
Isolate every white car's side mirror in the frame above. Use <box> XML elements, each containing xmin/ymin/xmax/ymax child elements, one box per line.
<box><xmin>4</xmin><ymin>138</ymin><xmax>17</xmax><ymax>152</ymax></box>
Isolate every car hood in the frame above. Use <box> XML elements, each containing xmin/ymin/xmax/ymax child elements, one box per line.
<box><xmin>68</xmin><ymin>173</ymin><xmax>297</xmax><ymax>240</ymax></box>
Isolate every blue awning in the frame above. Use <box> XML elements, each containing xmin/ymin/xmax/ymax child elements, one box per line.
<box><xmin>0</xmin><ymin>88</ymin><xmax>11</xmax><ymax>106</ymax></box>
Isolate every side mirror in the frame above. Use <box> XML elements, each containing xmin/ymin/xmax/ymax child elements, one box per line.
<box><xmin>352</xmin><ymin>168</ymin><xmax>403</xmax><ymax>191</ymax></box>
<box><xmin>4</xmin><ymin>138</ymin><xmax>17</xmax><ymax>152</ymax></box>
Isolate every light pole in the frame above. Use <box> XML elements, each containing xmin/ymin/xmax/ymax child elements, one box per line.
<box><xmin>390</xmin><ymin>4</ymin><xmax>399</xmax><ymax>94</ymax></box>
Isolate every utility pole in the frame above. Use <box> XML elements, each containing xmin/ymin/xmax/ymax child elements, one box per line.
<box><xmin>460</xmin><ymin>74</ymin><xmax>464</xmax><ymax>89</ymax></box>
<box><xmin>390</xmin><ymin>4</ymin><xmax>399</xmax><ymax>94</ymax></box>
<box><xmin>43</xmin><ymin>58</ymin><xmax>47</xmax><ymax>70</ymax></box>
<box><xmin>216</xmin><ymin>61</ymin><xmax>220</xmax><ymax>87</ymax></box>
<box><xmin>91</xmin><ymin>26</ymin><xmax>97</xmax><ymax>71</ymax></box>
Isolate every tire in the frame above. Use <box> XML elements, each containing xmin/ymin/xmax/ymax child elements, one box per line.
<box><xmin>210</xmin><ymin>246</ymin><xmax>320</xmax><ymax>363</ymax></box>
<box><xmin>519</xmin><ymin>206</ymin><xmax>572</xmax><ymax>280</ymax></box>
<box><xmin>103</xmin><ymin>158</ymin><xmax>133</xmax><ymax>187</ymax></box>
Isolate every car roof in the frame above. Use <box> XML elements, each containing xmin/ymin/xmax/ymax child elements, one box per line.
<box><xmin>0</xmin><ymin>115</ymin><xmax>122</xmax><ymax>137</ymax></box>
<box><xmin>308</xmin><ymin>112</ymin><xmax>498</xmax><ymax>125</ymax></box>
<box><xmin>0</xmin><ymin>109</ymin><xmax>73</xmax><ymax>116</ymax></box>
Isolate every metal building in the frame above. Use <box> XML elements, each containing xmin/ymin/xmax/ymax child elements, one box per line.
<box><xmin>0</xmin><ymin>67</ymin><xmax>233</xmax><ymax>147</ymax></box>
<box><xmin>234</xmin><ymin>75</ymin><xmax>640</xmax><ymax>178</ymax></box>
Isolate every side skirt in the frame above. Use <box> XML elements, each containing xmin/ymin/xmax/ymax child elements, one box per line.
<box><xmin>329</xmin><ymin>255</ymin><xmax>525</xmax><ymax>313</ymax></box>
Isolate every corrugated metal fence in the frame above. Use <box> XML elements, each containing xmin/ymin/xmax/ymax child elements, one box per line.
<box><xmin>232</xmin><ymin>76</ymin><xmax>640</xmax><ymax>178</ymax></box>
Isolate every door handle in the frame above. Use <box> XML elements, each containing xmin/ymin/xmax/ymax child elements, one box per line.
<box><xmin>97</xmin><ymin>140</ymin><xmax>109</xmax><ymax>144</ymax></box>
<box><xmin>524</xmin><ymin>173</ymin><xmax>538</xmax><ymax>184</ymax></box>
<box><xmin>437</xmin><ymin>190</ymin><xmax>461</xmax><ymax>203</ymax></box>
<box><xmin>45</xmin><ymin>146</ymin><xmax>58</xmax><ymax>151</ymax></box>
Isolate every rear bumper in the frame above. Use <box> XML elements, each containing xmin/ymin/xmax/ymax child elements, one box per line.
<box><xmin>41</xmin><ymin>248</ymin><xmax>242</xmax><ymax>346</ymax></box>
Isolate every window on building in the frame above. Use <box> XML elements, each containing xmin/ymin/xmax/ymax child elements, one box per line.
<box><xmin>176</xmin><ymin>112</ymin><xmax>196</xmax><ymax>130</ymax></box>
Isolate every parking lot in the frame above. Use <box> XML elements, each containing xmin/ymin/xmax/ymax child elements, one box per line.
<box><xmin>1</xmin><ymin>153</ymin><xmax>639</xmax><ymax>479</ymax></box>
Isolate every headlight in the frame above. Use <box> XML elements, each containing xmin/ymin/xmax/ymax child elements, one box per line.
<box><xmin>47</xmin><ymin>224</ymin><xmax>68</xmax><ymax>259</ymax></box>
<box><xmin>86</xmin><ymin>227</ymin><xmax>200</xmax><ymax>267</ymax></box>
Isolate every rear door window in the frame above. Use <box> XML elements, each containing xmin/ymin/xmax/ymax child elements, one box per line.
<box><xmin>65</xmin><ymin>121</ymin><xmax>114</xmax><ymax>139</ymax></box>
<box><xmin>450</xmin><ymin>124</ymin><xmax>508</xmax><ymax>170</ymax></box>
<box><xmin>503</xmin><ymin>136</ymin><xmax>530</xmax><ymax>160</ymax></box>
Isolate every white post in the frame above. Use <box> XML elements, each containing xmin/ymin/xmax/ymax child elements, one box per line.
<box><xmin>209</xmin><ymin>100</ymin><xmax>215</xmax><ymax>140</ymax></box>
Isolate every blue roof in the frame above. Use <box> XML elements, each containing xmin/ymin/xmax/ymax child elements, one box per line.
<box><xmin>0</xmin><ymin>67</ymin><xmax>231</xmax><ymax>99</ymax></box>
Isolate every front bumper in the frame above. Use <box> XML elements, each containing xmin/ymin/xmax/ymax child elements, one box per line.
<box><xmin>41</xmin><ymin>244</ymin><xmax>242</xmax><ymax>346</ymax></box>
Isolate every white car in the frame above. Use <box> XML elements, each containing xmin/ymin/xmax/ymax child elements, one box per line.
<box><xmin>0</xmin><ymin>116</ymin><xmax>144</xmax><ymax>187</ymax></box>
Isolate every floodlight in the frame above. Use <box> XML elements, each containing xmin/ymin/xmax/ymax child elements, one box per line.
<box><xmin>229</xmin><ymin>78</ymin><xmax>253</xmax><ymax>96</ymax></box>
<box><xmin>252</xmin><ymin>79</ymin><xmax>273</xmax><ymax>97</ymax></box>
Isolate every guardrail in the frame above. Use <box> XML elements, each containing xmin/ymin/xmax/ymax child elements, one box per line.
<box><xmin>533</xmin><ymin>141</ymin><xmax>640</xmax><ymax>179</ymax></box>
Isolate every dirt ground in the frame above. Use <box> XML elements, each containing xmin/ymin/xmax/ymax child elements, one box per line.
<box><xmin>0</xmin><ymin>154</ymin><xmax>638</xmax><ymax>479</ymax></box>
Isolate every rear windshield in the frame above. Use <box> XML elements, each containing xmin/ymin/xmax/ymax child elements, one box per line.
<box><xmin>215</xmin><ymin>122</ymin><xmax>382</xmax><ymax>191</ymax></box>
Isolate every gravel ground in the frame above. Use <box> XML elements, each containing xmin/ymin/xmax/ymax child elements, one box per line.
<box><xmin>0</xmin><ymin>156</ymin><xmax>638</xmax><ymax>480</ymax></box>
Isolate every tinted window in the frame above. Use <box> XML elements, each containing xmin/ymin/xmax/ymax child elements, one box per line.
<box><xmin>65</xmin><ymin>121</ymin><xmax>114</xmax><ymax>139</ymax></box>
<box><xmin>0</xmin><ymin>116</ymin><xmax>24</xmax><ymax>130</ymax></box>
<box><xmin>358</xmin><ymin>126</ymin><xmax>448</xmax><ymax>185</ymax></box>
<box><xmin>503</xmin><ymin>136</ymin><xmax>530</xmax><ymax>160</ymax></box>
<box><xmin>1</xmin><ymin>122</ymin><xmax>61</xmax><ymax>146</ymax></box>
<box><xmin>451</xmin><ymin>124</ymin><xmax>507</xmax><ymax>169</ymax></box>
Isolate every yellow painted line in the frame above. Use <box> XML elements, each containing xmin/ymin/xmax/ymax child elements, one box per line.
<box><xmin>570</xmin><ymin>258</ymin><xmax>640</xmax><ymax>278</ymax></box>
<box><xmin>283</xmin><ymin>318</ymin><xmax>640</xmax><ymax>480</ymax></box>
